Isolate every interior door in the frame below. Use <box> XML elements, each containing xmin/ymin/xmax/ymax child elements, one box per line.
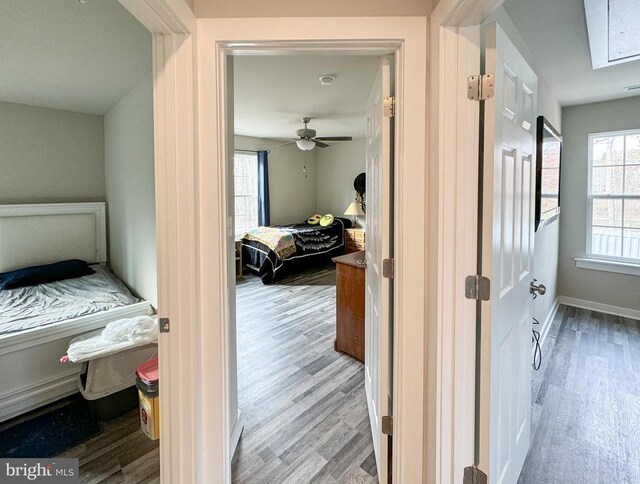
<box><xmin>364</xmin><ymin>57</ymin><xmax>392</xmax><ymax>483</ymax></box>
<box><xmin>478</xmin><ymin>24</ymin><xmax>537</xmax><ymax>484</ymax></box>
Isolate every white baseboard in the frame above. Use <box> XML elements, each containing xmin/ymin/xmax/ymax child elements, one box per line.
<box><xmin>537</xmin><ymin>298</ymin><xmax>560</xmax><ymax>352</ymax></box>
<box><xmin>559</xmin><ymin>296</ymin><xmax>640</xmax><ymax>321</ymax></box>
<box><xmin>230</xmin><ymin>409</ymin><xmax>244</xmax><ymax>458</ymax></box>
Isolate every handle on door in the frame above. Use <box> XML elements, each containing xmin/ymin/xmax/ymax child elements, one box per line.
<box><xmin>356</xmin><ymin>259</ymin><xmax>367</xmax><ymax>269</ymax></box>
<box><xmin>529</xmin><ymin>279</ymin><xmax>546</xmax><ymax>298</ymax></box>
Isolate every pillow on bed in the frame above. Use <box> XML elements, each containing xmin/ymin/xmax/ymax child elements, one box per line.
<box><xmin>319</xmin><ymin>214</ymin><xmax>334</xmax><ymax>227</ymax></box>
<box><xmin>0</xmin><ymin>259</ymin><xmax>95</xmax><ymax>290</ymax></box>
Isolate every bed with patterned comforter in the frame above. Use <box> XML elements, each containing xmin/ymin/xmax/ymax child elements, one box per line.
<box><xmin>241</xmin><ymin>217</ymin><xmax>352</xmax><ymax>284</ymax></box>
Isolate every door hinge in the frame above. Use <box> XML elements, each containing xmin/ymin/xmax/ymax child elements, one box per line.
<box><xmin>383</xmin><ymin>96</ymin><xmax>395</xmax><ymax>117</ymax></box>
<box><xmin>381</xmin><ymin>415</ymin><xmax>393</xmax><ymax>435</ymax></box>
<box><xmin>465</xmin><ymin>275</ymin><xmax>490</xmax><ymax>301</ymax></box>
<box><xmin>159</xmin><ymin>318</ymin><xmax>170</xmax><ymax>333</ymax></box>
<box><xmin>382</xmin><ymin>258</ymin><xmax>394</xmax><ymax>279</ymax></box>
<box><xmin>463</xmin><ymin>466</ymin><xmax>487</xmax><ymax>484</ymax></box>
<box><xmin>467</xmin><ymin>74</ymin><xmax>495</xmax><ymax>101</ymax></box>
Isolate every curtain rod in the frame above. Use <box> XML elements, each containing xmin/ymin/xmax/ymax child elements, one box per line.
<box><xmin>234</xmin><ymin>148</ymin><xmax>271</xmax><ymax>154</ymax></box>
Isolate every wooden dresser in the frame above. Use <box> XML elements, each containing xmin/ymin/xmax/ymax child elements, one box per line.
<box><xmin>344</xmin><ymin>228</ymin><xmax>365</xmax><ymax>254</ymax></box>
<box><xmin>332</xmin><ymin>250</ymin><xmax>365</xmax><ymax>362</ymax></box>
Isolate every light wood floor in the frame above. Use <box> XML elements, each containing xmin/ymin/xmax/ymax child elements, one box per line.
<box><xmin>62</xmin><ymin>265</ymin><xmax>375</xmax><ymax>483</ymax></box>
<box><xmin>519</xmin><ymin>305</ymin><xmax>640</xmax><ymax>484</ymax></box>
<box><xmin>232</xmin><ymin>266</ymin><xmax>377</xmax><ymax>484</ymax></box>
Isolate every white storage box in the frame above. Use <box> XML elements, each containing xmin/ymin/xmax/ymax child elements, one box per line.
<box><xmin>78</xmin><ymin>343</ymin><xmax>157</xmax><ymax>400</ymax></box>
<box><xmin>65</xmin><ymin>315</ymin><xmax>159</xmax><ymax>419</ymax></box>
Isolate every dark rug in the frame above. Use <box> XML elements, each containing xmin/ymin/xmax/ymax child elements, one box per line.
<box><xmin>0</xmin><ymin>397</ymin><xmax>102</xmax><ymax>458</ymax></box>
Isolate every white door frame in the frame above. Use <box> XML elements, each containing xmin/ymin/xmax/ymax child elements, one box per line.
<box><xmin>198</xmin><ymin>17</ymin><xmax>426</xmax><ymax>484</ymax></box>
<box><xmin>427</xmin><ymin>1</ymin><xmax>508</xmax><ymax>483</ymax></box>
<box><xmin>117</xmin><ymin>1</ymin><xmax>197</xmax><ymax>483</ymax></box>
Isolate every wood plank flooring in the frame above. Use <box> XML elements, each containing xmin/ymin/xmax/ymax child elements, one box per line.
<box><xmin>232</xmin><ymin>266</ymin><xmax>377</xmax><ymax>484</ymax></box>
<box><xmin>519</xmin><ymin>305</ymin><xmax>640</xmax><ymax>484</ymax></box>
<box><xmin>59</xmin><ymin>409</ymin><xmax>159</xmax><ymax>483</ymax></box>
<box><xmin>60</xmin><ymin>265</ymin><xmax>375</xmax><ymax>483</ymax></box>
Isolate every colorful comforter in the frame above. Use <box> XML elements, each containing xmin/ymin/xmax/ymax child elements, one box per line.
<box><xmin>242</xmin><ymin>226</ymin><xmax>297</xmax><ymax>259</ymax></box>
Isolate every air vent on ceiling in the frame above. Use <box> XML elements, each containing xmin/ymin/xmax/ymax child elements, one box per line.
<box><xmin>624</xmin><ymin>84</ymin><xmax>640</xmax><ymax>92</ymax></box>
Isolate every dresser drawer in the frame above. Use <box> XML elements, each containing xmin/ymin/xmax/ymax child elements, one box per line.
<box><xmin>344</xmin><ymin>229</ymin><xmax>366</xmax><ymax>253</ymax></box>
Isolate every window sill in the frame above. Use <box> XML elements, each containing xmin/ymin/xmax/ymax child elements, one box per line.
<box><xmin>575</xmin><ymin>257</ymin><xmax>640</xmax><ymax>276</ymax></box>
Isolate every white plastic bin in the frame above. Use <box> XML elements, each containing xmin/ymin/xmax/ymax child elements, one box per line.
<box><xmin>66</xmin><ymin>315</ymin><xmax>159</xmax><ymax>420</ymax></box>
<box><xmin>78</xmin><ymin>343</ymin><xmax>158</xmax><ymax>400</ymax></box>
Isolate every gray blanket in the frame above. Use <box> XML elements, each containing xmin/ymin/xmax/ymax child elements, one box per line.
<box><xmin>0</xmin><ymin>266</ymin><xmax>139</xmax><ymax>335</ymax></box>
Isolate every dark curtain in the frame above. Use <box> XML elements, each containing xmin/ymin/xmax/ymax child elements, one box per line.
<box><xmin>257</xmin><ymin>150</ymin><xmax>271</xmax><ymax>226</ymax></box>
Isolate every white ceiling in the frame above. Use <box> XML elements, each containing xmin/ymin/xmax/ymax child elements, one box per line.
<box><xmin>0</xmin><ymin>0</ymin><xmax>151</xmax><ymax>115</ymax></box>
<box><xmin>233</xmin><ymin>55</ymin><xmax>379</xmax><ymax>139</ymax></box>
<box><xmin>504</xmin><ymin>0</ymin><xmax>640</xmax><ymax>106</ymax></box>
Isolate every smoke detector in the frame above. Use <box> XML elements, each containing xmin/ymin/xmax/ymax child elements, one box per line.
<box><xmin>319</xmin><ymin>75</ymin><xmax>336</xmax><ymax>86</ymax></box>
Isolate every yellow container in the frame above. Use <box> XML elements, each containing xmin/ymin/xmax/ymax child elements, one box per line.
<box><xmin>138</xmin><ymin>389</ymin><xmax>159</xmax><ymax>440</ymax></box>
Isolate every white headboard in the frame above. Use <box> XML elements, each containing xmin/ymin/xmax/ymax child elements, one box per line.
<box><xmin>0</xmin><ymin>203</ymin><xmax>107</xmax><ymax>272</ymax></box>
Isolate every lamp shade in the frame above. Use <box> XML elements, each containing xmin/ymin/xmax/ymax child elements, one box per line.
<box><xmin>296</xmin><ymin>139</ymin><xmax>316</xmax><ymax>151</ymax></box>
<box><xmin>344</xmin><ymin>201</ymin><xmax>365</xmax><ymax>217</ymax></box>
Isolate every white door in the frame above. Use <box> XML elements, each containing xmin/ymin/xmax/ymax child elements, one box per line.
<box><xmin>364</xmin><ymin>57</ymin><xmax>392</xmax><ymax>483</ymax></box>
<box><xmin>478</xmin><ymin>24</ymin><xmax>537</xmax><ymax>484</ymax></box>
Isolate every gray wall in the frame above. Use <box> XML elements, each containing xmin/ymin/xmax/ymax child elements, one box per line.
<box><xmin>316</xmin><ymin>139</ymin><xmax>366</xmax><ymax>226</ymax></box>
<box><xmin>559</xmin><ymin>96</ymin><xmax>640</xmax><ymax>310</ymax></box>
<box><xmin>485</xmin><ymin>7</ymin><xmax>562</xmax><ymax>325</ymax></box>
<box><xmin>0</xmin><ymin>101</ymin><xmax>104</xmax><ymax>204</ymax></box>
<box><xmin>105</xmin><ymin>74</ymin><xmax>157</xmax><ymax>306</ymax></box>
<box><xmin>234</xmin><ymin>135</ymin><xmax>318</xmax><ymax>225</ymax></box>
<box><xmin>233</xmin><ymin>136</ymin><xmax>367</xmax><ymax>227</ymax></box>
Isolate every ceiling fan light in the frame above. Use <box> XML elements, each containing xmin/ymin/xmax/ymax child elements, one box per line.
<box><xmin>296</xmin><ymin>139</ymin><xmax>316</xmax><ymax>151</ymax></box>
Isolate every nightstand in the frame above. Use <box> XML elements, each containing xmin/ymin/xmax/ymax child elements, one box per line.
<box><xmin>344</xmin><ymin>228</ymin><xmax>365</xmax><ymax>254</ymax></box>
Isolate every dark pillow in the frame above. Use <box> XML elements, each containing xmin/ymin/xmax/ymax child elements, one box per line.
<box><xmin>0</xmin><ymin>259</ymin><xmax>95</xmax><ymax>290</ymax></box>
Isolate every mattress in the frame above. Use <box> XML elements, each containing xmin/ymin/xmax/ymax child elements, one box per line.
<box><xmin>0</xmin><ymin>266</ymin><xmax>140</xmax><ymax>336</ymax></box>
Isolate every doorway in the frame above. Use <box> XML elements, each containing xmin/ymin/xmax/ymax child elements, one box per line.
<box><xmin>433</xmin><ymin>2</ymin><xmax>637</xmax><ymax>482</ymax></box>
<box><xmin>228</xmin><ymin>52</ymin><xmax>391</xmax><ymax>482</ymax></box>
<box><xmin>196</xmin><ymin>19</ymin><xmax>428</xmax><ymax>481</ymax></box>
<box><xmin>97</xmin><ymin>12</ymin><xmax>429</xmax><ymax>482</ymax></box>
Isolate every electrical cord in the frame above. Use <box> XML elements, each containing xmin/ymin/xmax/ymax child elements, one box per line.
<box><xmin>532</xmin><ymin>317</ymin><xmax>542</xmax><ymax>371</ymax></box>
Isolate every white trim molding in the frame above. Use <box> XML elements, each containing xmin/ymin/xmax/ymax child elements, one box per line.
<box><xmin>559</xmin><ymin>296</ymin><xmax>640</xmax><ymax>321</ymax></box>
<box><xmin>427</xmin><ymin>18</ymin><xmax>481</xmax><ymax>484</ymax></box>
<box><xmin>575</xmin><ymin>257</ymin><xmax>640</xmax><ymax>277</ymax></box>
<box><xmin>198</xmin><ymin>17</ymin><xmax>427</xmax><ymax>484</ymax></box>
<box><xmin>117</xmin><ymin>1</ymin><xmax>197</xmax><ymax>483</ymax></box>
<box><xmin>428</xmin><ymin>1</ymin><xmax>513</xmax><ymax>483</ymax></box>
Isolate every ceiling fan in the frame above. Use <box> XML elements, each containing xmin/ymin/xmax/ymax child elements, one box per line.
<box><xmin>272</xmin><ymin>118</ymin><xmax>353</xmax><ymax>151</ymax></box>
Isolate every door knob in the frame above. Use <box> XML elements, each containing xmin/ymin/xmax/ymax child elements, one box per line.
<box><xmin>529</xmin><ymin>279</ymin><xmax>546</xmax><ymax>298</ymax></box>
<box><xmin>356</xmin><ymin>259</ymin><xmax>367</xmax><ymax>269</ymax></box>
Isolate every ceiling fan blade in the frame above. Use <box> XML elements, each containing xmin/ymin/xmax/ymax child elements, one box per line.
<box><xmin>314</xmin><ymin>136</ymin><xmax>353</xmax><ymax>141</ymax></box>
<box><xmin>274</xmin><ymin>141</ymin><xmax>297</xmax><ymax>148</ymax></box>
<box><xmin>314</xmin><ymin>141</ymin><xmax>330</xmax><ymax>148</ymax></box>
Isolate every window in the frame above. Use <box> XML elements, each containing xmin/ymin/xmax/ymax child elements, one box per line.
<box><xmin>588</xmin><ymin>129</ymin><xmax>640</xmax><ymax>263</ymax></box>
<box><xmin>234</xmin><ymin>152</ymin><xmax>259</xmax><ymax>239</ymax></box>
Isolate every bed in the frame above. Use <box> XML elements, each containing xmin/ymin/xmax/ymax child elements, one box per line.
<box><xmin>0</xmin><ymin>203</ymin><xmax>153</xmax><ymax>422</ymax></box>
<box><xmin>241</xmin><ymin>217</ymin><xmax>352</xmax><ymax>283</ymax></box>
